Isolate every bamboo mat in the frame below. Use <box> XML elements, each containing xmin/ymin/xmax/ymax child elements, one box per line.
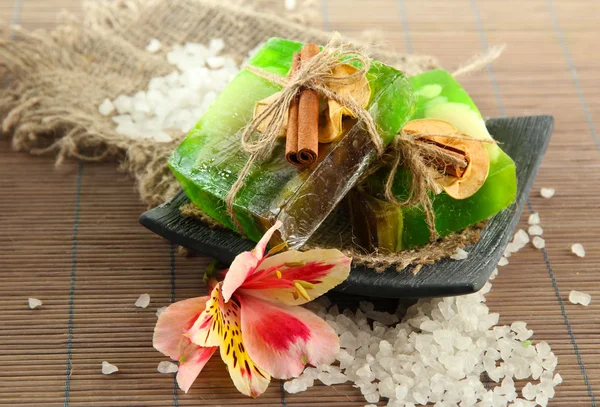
<box><xmin>1</xmin><ymin>0</ymin><xmax>599</xmax><ymax>406</ymax></box>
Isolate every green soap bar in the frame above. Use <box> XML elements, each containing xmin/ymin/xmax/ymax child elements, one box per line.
<box><xmin>350</xmin><ymin>69</ymin><xmax>517</xmax><ymax>251</ymax></box>
<box><xmin>169</xmin><ymin>38</ymin><xmax>415</xmax><ymax>248</ymax></box>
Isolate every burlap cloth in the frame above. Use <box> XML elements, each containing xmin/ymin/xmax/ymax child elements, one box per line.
<box><xmin>0</xmin><ymin>0</ymin><xmax>484</xmax><ymax>271</ymax></box>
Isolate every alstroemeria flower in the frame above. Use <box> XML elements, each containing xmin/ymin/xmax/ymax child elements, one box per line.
<box><xmin>153</xmin><ymin>221</ymin><xmax>351</xmax><ymax>397</ymax></box>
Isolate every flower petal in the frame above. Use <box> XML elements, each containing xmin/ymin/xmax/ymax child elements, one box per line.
<box><xmin>187</xmin><ymin>285</ymin><xmax>231</xmax><ymax>347</ymax></box>
<box><xmin>153</xmin><ymin>297</ymin><xmax>217</xmax><ymax>393</ymax></box>
<box><xmin>221</xmin><ymin>221</ymin><xmax>283</xmax><ymax>302</ymax></box>
<box><xmin>239</xmin><ymin>294</ymin><xmax>339</xmax><ymax>379</ymax></box>
<box><xmin>239</xmin><ymin>249</ymin><xmax>351</xmax><ymax>305</ymax></box>
<box><xmin>217</xmin><ymin>299</ymin><xmax>271</xmax><ymax>398</ymax></box>
<box><xmin>176</xmin><ymin>343</ymin><xmax>217</xmax><ymax>393</ymax></box>
<box><xmin>154</xmin><ymin>296</ymin><xmax>210</xmax><ymax>359</ymax></box>
<box><xmin>187</xmin><ymin>285</ymin><xmax>270</xmax><ymax>397</ymax></box>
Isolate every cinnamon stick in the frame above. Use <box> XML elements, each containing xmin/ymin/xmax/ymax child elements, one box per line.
<box><xmin>296</xmin><ymin>43</ymin><xmax>320</xmax><ymax>165</ymax></box>
<box><xmin>285</xmin><ymin>53</ymin><xmax>302</xmax><ymax>166</ymax></box>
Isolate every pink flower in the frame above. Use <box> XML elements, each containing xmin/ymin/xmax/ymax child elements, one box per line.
<box><xmin>153</xmin><ymin>221</ymin><xmax>351</xmax><ymax>397</ymax></box>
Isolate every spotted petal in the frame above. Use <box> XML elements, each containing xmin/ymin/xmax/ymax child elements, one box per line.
<box><xmin>187</xmin><ymin>284</ymin><xmax>231</xmax><ymax>347</ymax></box>
<box><xmin>187</xmin><ymin>285</ymin><xmax>270</xmax><ymax>397</ymax></box>
<box><xmin>221</xmin><ymin>221</ymin><xmax>282</xmax><ymax>302</ymax></box>
<box><xmin>239</xmin><ymin>294</ymin><xmax>339</xmax><ymax>379</ymax></box>
<box><xmin>153</xmin><ymin>297</ymin><xmax>217</xmax><ymax>392</ymax></box>
<box><xmin>239</xmin><ymin>249</ymin><xmax>351</xmax><ymax>305</ymax></box>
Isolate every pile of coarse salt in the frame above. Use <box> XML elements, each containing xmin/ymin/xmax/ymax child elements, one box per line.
<box><xmin>292</xmin><ymin>285</ymin><xmax>560</xmax><ymax>407</ymax></box>
<box><xmin>287</xmin><ymin>222</ymin><xmax>563</xmax><ymax>406</ymax></box>
<box><xmin>99</xmin><ymin>38</ymin><xmax>242</xmax><ymax>142</ymax></box>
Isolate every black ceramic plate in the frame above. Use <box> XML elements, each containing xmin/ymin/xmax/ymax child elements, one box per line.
<box><xmin>140</xmin><ymin>116</ymin><xmax>554</xmax><ymax>298</ymax></box>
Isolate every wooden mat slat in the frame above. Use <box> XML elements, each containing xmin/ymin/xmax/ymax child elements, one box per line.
<box><xmin>1</xmin><ymin>0</ymin><xmax>599</xmax><ymax>406</ymax></box>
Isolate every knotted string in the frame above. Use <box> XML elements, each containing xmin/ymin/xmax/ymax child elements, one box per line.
<box><xmin>225</xmin><ymin>32</ymin><xmax>381</xmax><ymax>233</ymax></box>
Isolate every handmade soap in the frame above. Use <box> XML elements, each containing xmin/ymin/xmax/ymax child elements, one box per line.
<box><xmin>349</xmin><ymin>69</ymin><xmax>517</xmax><ymax>251</ymax></box>
<box><xmin>169</xmin><ymin>38</ymin><xmax>415</xmax><ymax>248</ymax></box>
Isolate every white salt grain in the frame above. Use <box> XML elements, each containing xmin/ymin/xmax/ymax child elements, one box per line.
<box><xmin>514</xmin><ymin>229</ymin><xmax>530</xmax><ymax>246</ymax></box>
<box><xmin>206</xmin><ymin>56</ymin><xmax>225</xmax><ymax>69</ymax></box>
<box><xmin>146</xmin><ymin>38</ymin><xmax>162</xmax><ymax>53</ymax></box>
<box><xmin>528</xmin><ymin>225</ymin><xmax>543</xmax><ymax>236</ymax></box>
<box><xmin>540</xmin><ymin>188</ymin><xmax>555</xmax><ymax>198</ymax></box>
<box><xmin>284</xmin><ymin>378</ymin><xmax>307</xmax><ymax>394</ymax></box>
<box><xmin>571</xmin><ymin>243</ymin><xmax>585</xmax><ymax>257</ymax></box>
<box><xmin>98</xmin><ymin>98</ymin><xmax>115</xmax><ymax>116</ymax></box>
<box><xmin>569</xmin><ymin>290</ymin><xmax>591</xmax><ymax>306</ymax></box>
<box><xmin>285</xmin><ymin>0</ymin><xmax>296</xmax><ymax>10</ymax></box>
<box><xmin>450</xmin><ymin>248</ymin><xmax>469</xmax><ymax>260</ymax></box>
<box><xmin>157</xmin><ymin>361</ymin><xmax>179</xmax><ymax>374</ymax></box>
<box><xmin>102</xmin><ymin>361</ymin><xmax>119</xmax><ymax>375</ymax></box>
<box><xmin>532</xmin><ymin>236</ymin><xmax>545</xmax><ymax>249</ymax></box>
<box><xmin>553</xmin><ymin>373</ymin><xmax>563</xmax><ymax>386</ymax></box>
<box><xmin>317</xmin><ymin>371</ymin><xmax>348</xmax><ymax>386</ymax></box>
<box><xmin>364</xmin><ymin>391</ymin><xmax>379</xmax><ymax>404</ymax></box>
<box><xmin>498</xmin><ymin>256</ymin><xmax>509</xmax><ymax>266</ymax></box>
<box><xmin>28</xmin><ymin>298</ymin><xmax>42</xmax><ymax>309</ymax></box>
<box><xmin>135</xmin><ymin>293</ymin><xmax>151</xmax><ymax>308</ymax></box>
<box><xmin>528</xmin><ymin>212</ymin><xmax>540</xmax><ymax>225</ymax></box>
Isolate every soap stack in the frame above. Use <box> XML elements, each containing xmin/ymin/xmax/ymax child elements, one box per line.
<box><xmin>168</xmin><ymin>38</ymin><xmax>517</xmax><ymax>254</ymax></box>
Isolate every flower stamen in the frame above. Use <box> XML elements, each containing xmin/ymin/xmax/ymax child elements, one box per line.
<box><xmin>293</xmin><ymin>281</ymin><xmax>311</xmax><ymax>301</ymax></box>
<box><xmin>275</xmin><ymin>269</ymin><xmax>283</xmax><ymax>279</ymax></box>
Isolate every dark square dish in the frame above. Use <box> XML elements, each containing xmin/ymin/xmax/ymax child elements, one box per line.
<box><xmin>140</xmin><ymin>115</ymin><xmax>554</xmax><ymax>298</ymax></box>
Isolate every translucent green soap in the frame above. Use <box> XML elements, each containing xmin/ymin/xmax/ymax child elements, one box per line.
<box><xmin>349</xmin><ymin>69</ymin><xmax>517</xmax><ymax>251</ymax></box>
<box><xmin>169</xmin><ymin>38</ymin><xmax>415</xmax><ymax>248</ymax></box>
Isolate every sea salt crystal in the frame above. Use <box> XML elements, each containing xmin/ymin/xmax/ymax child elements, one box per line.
<box><xmin>340</xmin><ymin>331</ymin><xmax>360</xmax><ymax>350</ymax></box>
<box><xmin>156</xmin><ymin>306</ymin><xmax>167</xmax><ymax>317</ymax></box>
<box><xmin>498</xmin><ymin>256</ymin><xmax>509</xmax><ymax>267</ymax></box>
<box><xmin>157</xmin><ymin>361</ymin><xmax>179</xmax><ymax>373</ymax></box>
<box><xmin>284</xmin><ymin>378</ymin><xmax>308</xmax><ymax>393</ymax></box>
<box><xmin>532</xmin><ymin>236</ymin><xmax>545</xmax><ymax>249</ymax></box>
<box><xmin>318</xmin><ymin>371</ymin><xmax>348</xmax><ymax>386</ymax></box>
<box><xmin>378</xmin><ymin>376</ymin><xmax>395</xmax><ymax>398</ymax></box>
<box><xmin>28</xmin><ymin>298</ymin><xmax>42</xmax><ymax>309</ymax></box>
<box><xmin>553</xmin><ymin>373</ymin><xmax>563</xmax><ymax>385</ymax></box>
<box><xmin>540</xmin><ymin>188</ymin><xmax>555</xmax><ymax>198</ymax></box>
<box><xmin>450</xmin><ymin>248</ymin><xmax>469</xmax><ymax>260</ymax></box>
<box><xmin>528</xmin><ymin>212</ymin><xmax>540</xmax><ymax>225</ymax></box>
<box><xmin>99</xmin><ymin>98</ymin><xmax>115</xmax><ymax>116</ymax></box>
<box><xmin>206</xmin><ymin>56</ymin><xmax>225</xmax><ymax>69</ymax></box>
<box><xmin>528</xmin><ymin>225</ymin><xmax>543</xmax><ymax>236</ymax></box>
<box><xmin>514</xmin><ymin>229</ymin><xmax>530</xmax><ymax>247</ymax></box>
<box><xmin>102</xmin><ymin>361</ymin><xmax>119</xmax><ymax>375</ymax></box>
<box><xmin>571</xmin><ymin>243</ymin><xmax>585</xmax><ymax>257</ymax></box>
<box><xmin>285</xmin><ymin>0</ymin><xmax>296</xmax><ymax>10</ymax></box>
<box><xmin>535</xmin><ymin>342</ymin><xmax>551</xmax><ymax>357</ymax></box>
<box><xmin>569</xmin><ymin>290</ymin><xmax>591</xmax><ymax>306</ymax></box>
<box><xmin>135</xmin><ymin>293</ymin><xmax>151</xmax><ymax>308</ymax></box>
<box><xmin>522</xmin><ymin>382</ymin><xmax>536</xmax><ymax>400</ymax></box>
<box><xmin>364</xmin><ymin>391</ymin><xmax>379</xmax><ymax>404</ymax></box>
<box><xmin>536</xmin><ymin>393</ymin><xmax>549</xmax><ymax>407</ymax></box>
<box><xmin>146</xmin><ymin>38</ymin><xmax>162</xmax><ymax>53</ymax></box>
